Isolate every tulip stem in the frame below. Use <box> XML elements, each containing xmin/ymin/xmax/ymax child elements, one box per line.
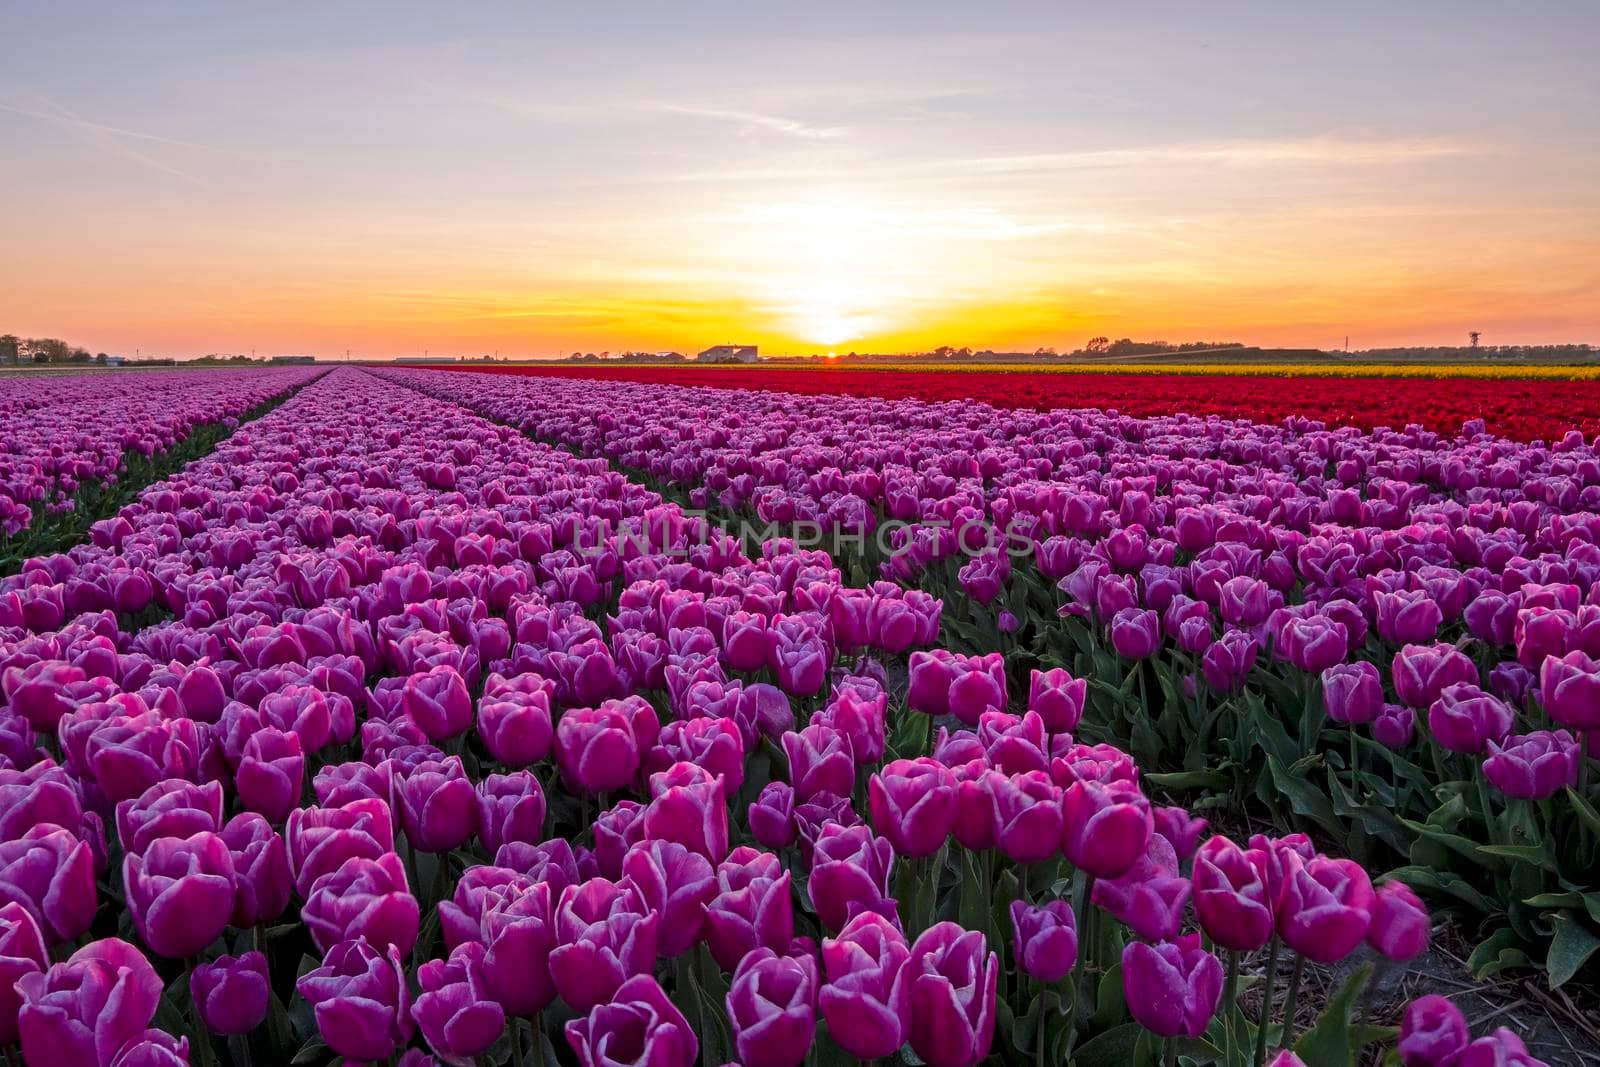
<box><xmin>1279</xmin><ymin>954</ymin><xmax>1306</xmax><ymax>1052</ymax></box>
<box><xmin>184</xmin><ymin>957</ymin><xmax>219</xmax><ymax>1067</ymax></box>
<box><xmin>1164</xmin><ymin>1036</ymin><xmax>1178</xmax><ymax>1067</ymax></box>
<box><xmin>430</xmin><ymin>850</ymin><xmax>452</xmax><ymax>910</ymax></box>
<box><xmin>227</xmin><ymin>1035</ymin><xmax>254</xmax><ymax>1067</ymax></box>
<box><xmin>1252</xmin><ymin>937</ymin><xmax>1281</xmax><ymax>1067</ymax></box>
<box><xmin>1223</xmin><ymin>949</ymin><xmax>1240</xmax><ymax>1065</ymax></box>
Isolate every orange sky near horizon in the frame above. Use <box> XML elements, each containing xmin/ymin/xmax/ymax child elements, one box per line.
<box><xmin>2</xmin><ymin>5</ymin><xmax>1597</xmax><ymax>359</ymax></box>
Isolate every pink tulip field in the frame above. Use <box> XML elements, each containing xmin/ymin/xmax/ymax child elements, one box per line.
<box><xmin>1</xmin><ymin>363</ymin><xmax>1595</xmax><ymax>1067</ymax></box>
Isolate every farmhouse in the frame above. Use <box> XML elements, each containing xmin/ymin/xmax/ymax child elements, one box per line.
<box><xmin>696</xmin><ymin>344</ymin><xmax>758</xmax><ymax>363</ymax></box>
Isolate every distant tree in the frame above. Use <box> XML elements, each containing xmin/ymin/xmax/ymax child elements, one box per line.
<box><xmin>0</xmin><ymin>334</ymin><xmax>18</xmax><ymax>363</ymax></box>
<box><xmin>1469</xmin><ymin>331</ymin><xmax>1481</xmax><ymax>349</ymax></box>
<box><xmin>1084</xmin><ymin>336</ymin><xmax>1110</xmax><ymax>354</ymax></box>
<box><xmin>23</xmin><ymin>337</ymin><xmax>72</xmax><ymax>364</ymax></box>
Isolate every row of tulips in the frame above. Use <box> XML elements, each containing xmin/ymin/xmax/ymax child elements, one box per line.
<box><xmin>429</xmin><ymin>363</ymin><xmax>1600</xmax><ymax>443</ymax></box>
<box><xmin>395</xmin><ymin>367</ymin><xmax>1600</xmax><ymax>989</ymax></box>
<box><xmin>0</xmin><ymin>366</ymin><xmax>1557</xmax><ymax>1065</ymax></box>
<box><xmin>0</xmin><ymin>368</ymin><xmax>319</xmax><ymax>545</ymax></box>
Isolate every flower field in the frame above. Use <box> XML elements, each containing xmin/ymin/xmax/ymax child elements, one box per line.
<box><xmin>1</xmin><ymin>364</ymin><xmax>1596</xmax><ymax>1066</ymax></box>
<box><xmin>434</xmin><ymin>362</ymin><xmax>1600</xmax><ymax>442</ymax></box>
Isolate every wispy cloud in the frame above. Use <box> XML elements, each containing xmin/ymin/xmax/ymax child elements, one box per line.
<box><xmin>0</xmin><ymin>96</ymin><xmax>205</xmax><ymax>183</ymax></box>
<box><xmin>922</xmin><ymin>136</ymin><xmax>1485</xmax><ymax>175</ymax></box>
<box><xmin>643</xmin><ymin>102</ymin><xmax>845</xmax><ymax>140</ymax></box>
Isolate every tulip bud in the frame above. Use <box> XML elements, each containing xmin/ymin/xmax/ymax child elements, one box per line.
<box><xmin>16</xmin><ymin>938</ymin><xmax>161</xmax><ymax>1067</ymax></box>
<box><xmin>1121</xmin><ymin>938</ymin><xmax>1223</xmax><ymax>1038</ymax></box>
<box><xmin>413</xmin><ymin>942</ymin><xmax>506</xmax><ymax>1065</ymax></box>
<box><xmin>123</xmin><ymin>831</ymin><xmax>236</xmax><ymax>958</ymax></box>
<box><xmin>904</xmin><ymin>922</ymin><xmax>998</xmax><ymax>1067</ymax></box>
<box><xmin>727</xmin><ymin>947</ymin><xmax>818</xmax><ymax>1067</ymax></box>
<box><xmin>1367</xmin><ymin>881</ymin><xmax>1430</xmax><ymax>962</ymax></box>
<box><xmin>1061</xmin><ymin>779</ymin><xmax>1152</xmax><ymax>879</ymax></box>
<box><xmin>191</xmin><ymin>951</ymin><xmax>270</xmax><ymax>1036</ymax></box>
<box><xmin>868</xmin><ymin>757</ymin><xmax>957</xmax><ymax>858</ymax></box>
<box><xmin>1009</xmin><ymin>899</ymin><xmax>1077</xmax><ymax>983</ymax></box>
<box><xmin>296</xmin><ymin>937</ymin><xmax>414</xmax><ymax>1063</ymax></box>
<box><xmin>564</xmin><ymin>974</ymin><xmax>697</xmax><ymax>1067</ymax></box>
<box><xmin>1398</xmin><ymin>994</ymin><xmax>1469</xmax><ymax>1066</ymax></box>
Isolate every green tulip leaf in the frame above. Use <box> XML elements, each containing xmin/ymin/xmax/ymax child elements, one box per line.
<box><xmin>1546</xmin><ymin>912</ymin><xmax>1600</xmax><ymax>988</ymax></box>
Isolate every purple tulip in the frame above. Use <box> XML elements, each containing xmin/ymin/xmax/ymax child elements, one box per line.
<box><xmin>1110</xmin><ymin>607</ymin><xmax>1161</xmax><ymax>659</ymax></box>
<box><xmin>475</xmin><ymin>686</ymin><xmax>553</xmax><ymax>767</ymax></box>
<box><xmin>296</xmin><ymin>937</ymin><xmax>414</xmax><ymax>1062</ymax></box>
<box><xmin>643</xmin><ymin>762</ymin><xmax>730</xmax><ymax>863</ymax></box>
<box><xmin>0</xmin><ymin>761</ymin><xmax>85</xmax><ymax>846</ymax></box>
<box><xmin>303</xmin><ymin>851</ymin><xmax>420</xmax><ymax>955</ymax></box>
<box><xmin>1483</xmin><ymin>730</ymin><xmax>1580</xmax><ymax>800</ymax></box>
<box><xmin>991</xmin><ymin>770</ymin><xmax>1062</xmax><ymax>864</ymax></box>
<box><xmin>782</xmin><ymin>723</ymin><xmax>856</xmax><ymax>801</ymax></box>
<box><xmin>413</xmin><ymin>942</ymin><xmax>506</xmax><ymax>1064</ymax></box>
<box><xmin>555</xmin><ymin>701</ymin><xmax>644</xmax><ymax>796</ymax></box>
<box><xmin>1192</xmin><ymin>836</ymin><xmax>1274</xmax><ymax>952</ymax></box>
<box><xmin>0</xmin><ymin>902</ymin><xmax>48</xmax><ymax>1044</ymax></box>
<box><xmin>396</xmin><ymin>755</ymin><xmax>479</xmax><ymax>854</ymax></box>
<box><xmin>1373</xmin><ymin>703</ymin><xmax>1417</xmax><ymax>748</ymax></box>
<box><xmin>1201</xmin><ymin>629</ymin><xmax>1260</xmax><ymax>693</ymax></box>
<box><xmin>819</xmin><ymin>911</ymin><xmax>910</xmax><ymax>1058</ymax></box>
<box><xmin>1279</xmin><ymin>615</ymin><xmax>1348</xmax><ymax>673</ymax></box>
<box><xmin>401</xmin><ymin>665</ymin><xmax>474</xmax><ymax>742</ymax></box>
<box><xmin>1010</xmin><ymin>899</ymin><xmax>1077</xmax><ymax>983</ymax></box>
<box><xmin>816</xmin><ymin>686</ymin><xmax>887</xmax><ymax>765</ymax></box>
<box><xmin>123</xmin><ymin>831</ymin><xmax>236</xmax><ymax>959</ymax></box>
<box><xmin>722</xmin><ymin>610</ymin><xmax>771</xmax><ymax>671</ymax></box>
<box><xmin>115</xmin><ymin>779</ymin><xmax>226</xmax><ymax>856</ymax></box>
<box><xmin>1375</xmin><ymin>589</ymin><xmax>1444</xmax><ymax>645</ymax></box>
<box><xmin>1540</xmin><ymin>650</ymin><xmax>1600</xmax><ymax>730</ymax></box>
<box><xmin>1121</xmin><ymin>937</ymin><xmax>1224</xmax><ymax>1039</ymax></box>
<box><xmin>1428</xmin><ymin>684</ymin><xmax>1515</xmax><ymax>755</ymax></box>
<box><xmin>0</xmin><ymin>824</ymin><xmax>98</xmax><ymax>944</ymax></box>
<box><xmin>1028</xmin><ymin>667</ymin><xmax>1087</xmax><ymax>733</ymax></box>
<box><xmin>808</xmin><ymin>822</ymin><xmax>897</xmax><ymax>933</ymax></box>
<box><xmin>191</xmin><ymin>951</ymin><xmax>270</xmax><ymax>1036</ymax></box>
<box><xmin>1093</xmin><ymin>843</ymin><xmax>1191</xmax><ymax>942</ymax></box>
<box><xmin>904</xmin><ymin>921</ymin><xmax>998</xmax><ymax>1067</ymax></box>
<box><xmin>1398</xmin><ymin>994</ymin><xmax>1469</xmax><ymax>1066</ymax></box>
<box><xmin>591</xmin><ymin>800</ymin><xmax>648</xmax><ymax>880</ymax></box>
<box><xmin>1392</xmin><ymin>643</ymin><xmax>1479</xmax><ymax>709</ymax></box>
<box><xmin>549</xmin><ymin>876</ymin><xmax>660</xmax><ymax>1012</ymax></box>
<box><xmin>647</xmin><ymin>715</ymin><xmax>746</xmax><ymax>792</ymax></box>
<box><xmin>868</xmin><ymin>757</ymin><xmax>958</xmax><ymax>858</ymax></box>
<box><xmin>108</xmin><ymin>1029</ymin><xmax>189</xmax><ymax>1067</ymax></box>
<box><xmin>705</xmin><ymin>847</ymin><xmax>794</xmax><ymax>971</ymax></box>
<box><xmin>748</xmin><ymin>781</ymin><xmax>798</xmax><ymax>850</ymax></box>
<box><xmin>908</xmin><ymin>650</ymin><xmax>1005</xmax><ymax>726</ymax></box>
<box><xmin>476</xmin><ymin>770</ymin><xmax>546</xmax><ymax>854</ymax></box>
<box><xmin>621</xmin><ymin>839</ymin><xmax>716</xmax><ymax>958</ymax></box>
<box><xmin>565</xmin><ymin>974</ymin><xmax>697</xmax><ymax>1067</ymax></box>
<box><xmin>1061</xmin><ymin>779</ymin><xmax>1153</xmax><ymax>879</ymax></box>
<box><xmin>480</xmin><ymin>879</ymin><xmax>557</xmax><ymax>1016</ymax></box>
<box><xmin>1455</xmin><ymin>1028</ymin><xmax>1549</xmax><ymax>1067</ymax></box>
<box><xmin>1322</xmin><ymin>661</ymin><xmax>1384</xmax><ymax>725</ymax></box>
<box><xmin>1368</xmin><ymin>881</ymin><xmax>1430</xmax><ymax>962</ymax></box>
<box><xmin>286</xmin><ymin>798</ymin><xmax>395</xmax><ymax>897</ymax></box>
<box><xmin>220</xmin><ymin>812</ymin><xmax>292</xmax><ymax>927</ymax></box>
<box><xmin>727</xmin><ymin>946</ymin><xmax>818</xmax><ymax>1067</ymax></box>
<box><xmin>1152</xmin><ymin>805</ymin><xmax>1207</xmax><ymax>863</ymax></box>
<box><xmin>1277</xmin><ymin>854</ymin><xmax>1375</xmax><ymax>963</ymax></box>
<box><xmin>235</xmin><ymin>727</ymin><xmax>304</xmax><ymax>824</ymax></box>
<box><xmin>15</xmin><ymin>937</ymin><xmax>161</xmax><ymax>1067</ymax></box>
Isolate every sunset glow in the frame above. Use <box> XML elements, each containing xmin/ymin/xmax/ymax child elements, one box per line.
<box><xmin>2</xmin><ymin>4</ymin><xmax>1597</xmax><ymax>358</ymax></box>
